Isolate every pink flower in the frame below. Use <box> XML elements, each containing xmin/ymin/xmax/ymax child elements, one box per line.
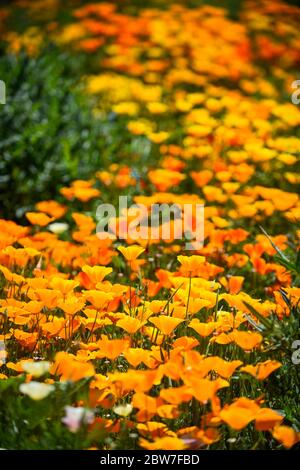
<box><xmin>62</xmin><ymin>406</ymin><xmax>94</xmax><ymax>433</ymax></box>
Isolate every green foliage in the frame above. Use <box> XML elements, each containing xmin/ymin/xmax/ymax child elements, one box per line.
<box><xmin>244</xmin><ymin>295</ymin><xmax>300</xmax><ymax>434</ymax></box>
<box><xmin>0</xmin><ymin>46</ymin><xmax>106</xmax><ymax>221</ymax></box>
<box><xmin>0</xmin><ymin>376</ymin><xmax>97</xmax><ymax>449</ymax></box>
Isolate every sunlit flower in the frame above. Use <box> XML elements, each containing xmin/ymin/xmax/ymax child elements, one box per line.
<box><xmin>48</xmin><ymin>222</ymin><xmax>69</xmax><ymax>234</ymax></box>
<box><xmin>22</xmin><ymin>361</ymin><xmax>51</xmax><ymax>378</ymax></box>
<box><xmin>118</xmin><ymin>245</ymin><xmax>145</xmax><ymax>262</ymax></box>
<box><xmin>25</xmin><ymin>212</ymin><xmax>54</xmax><ymax>226</ymax></box>
<box><xmin>19</xmin><ymin>382</ymin><xmax>55</xmax><ymax>400</ymax></box>
<box><xmin>113</xmin><ymin>404</ymin><xmax>133</xmax><ymax>417</ymax></box>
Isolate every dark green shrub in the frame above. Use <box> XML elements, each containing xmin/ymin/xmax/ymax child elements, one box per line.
<box><xmin>0</xmin><ymin>46</ymin><xmax>106</xmax><ymax>220</ymax></box>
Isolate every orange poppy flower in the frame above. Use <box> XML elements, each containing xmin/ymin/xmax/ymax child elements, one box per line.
<box><xmin>58</xmin><ymin>297</ymin><xmax>86</xmax><ymax>315</ymax></box>
<box><xmin>148</xmin><ymin>169</ymin><xmax>185</xmax><ymax>191</ymax></box>
<box><xmin>189</xmin><ymin>319</ymin><xmax>217</xmax><ymax>337</ymax></box>
<box><xmin>156</xmin><ymin>269</ymin><xmax>172</xmax><ymax>288</ymax></box>
<box><xmin>1</xmin><ymin>246</ymin><xmax>41</xmax><ymax>267</ymax></box>
<box><xmin>13</xmin><ymin>330</ymin><xmax>38</xmax><ymax>350</ymax></box>
<box><xmin>139</xmin><ymin>437</ymin><xmax>187</xmax><ymax>450</ymax></box>
<box><xmin>123</xmin><ymin>348</ymin><xmax>152</xmax><ymax>368</ymax></box>
<box><xmin>137</xmin><ymin>422</ymin><xmax>175</xmax><ymax>439</ymax></box>
<box><xmin>208</xmin><ymin>357</ymin><xmax>243</xmax><ymax>379</ymax></box>
<box><xmin>187</xmin><ymin>298</ymin><xmax>211</xmax><ymax>315</ymax></box>
<box><xmin>196</xmin><ymin>428</ymin><xmax>220</xmax><ymax>445</ymax></box>
<box><xmin>51</xmin><ymin>352</ymin><xmax>95</xmax><ymax>381</ymax></box>
<box><xmin>190</xmin><ymin>170</ymin><xmax>213</xmax><ymax>187</ymax></box>
<box><xmin>272</xmin><ymin>425</ymin><xmax>300</xmax><ymax>449</ymax></box>
<box><xmin>219</xmin><ymin>398</ymin><xmax>260</xmax><ymax>430</ymax></box>
<box><xmin>42</xmin><ymin>318</ymin><xmax>66</xmax><ymax>337</ymax></box>
<box><xmin>157</xmin><ymin>404</ymin><xmax>179</xmax><ymax>419</ymax></box>
<box><xmin>81</xmin><ymin>310</ymin><xmax>112</xmax><ymax>331</ymax></box>
<box><xmin>94</xmin><ymin>338</ymin><xmax>129</xmax><ymax>361</ymax></box>
<box><xmin>183</xmin><ymin>375</ymin><xmax>228</xmax><ymax>403</ymax></box>
<box><xmin>110</xmin><ymin>369</ymin><xmax>161</xmax><ymax>394</ymax></box>
<box><xmin>0</xmin><ymin>265</ymin><xmax>25</xmax><ymax>285</ymax></box>
<box><xmin>177</xmin><ymin>255</ymin><xmax>206</xmax><ymax>276</ymax></box>
<box><xmin>241</xmin><ymin>360</ymin><xmax>281</xmax><ymax>380</ymax></box>
<box><xmin>25</xmin><ymin>301</ymin><xmax>43</xmax><ymax>314</ymax></box>
<box><xmin>172</xmin><ymin>336</ymin><xmax>199</xmax><ymax>350</ymax></box>
<box><xmin>232</xmin><ymin>330</ymin><xmax>263</xmax><ymax>350</ymax></box>
<box><xmin>132</xmin><ymin>392</ymin><xmax>158</xmax><ymax>421</ymax></box>
<box><xmin>28</xmin><ymin>288</ymin><xmax>61</xmax><ymax>309</ymax></box>
<box><xmin>81</xmin><ymin>265</ymin><xmax>113</xmax><ymax>285</ymax></box>
<box><xmin>61</xmin><ymin>182</ymin><xmax>101</xmax><ymax>202</ymax></box>
<box><xmin>36</xmin><ymin>200</ymin><xmax>67</xmax><ymax>218</ymax></box>
<box><xmin>160</xmin><ymin>386</ymin><xmax>193</xmax><ymax>405</ymax></box>
<box><xmin>83</xmin><ymin>290</ymin><xmax>114</xmax><ymax>310</ymax></box>
<box><xmin>49</xmin><ymin>277</ymin><xmax>79</xmax><ymax>295</ymax></box>
<box><xmin>227</xmin><ymin>276</ymin><xmax>245</xmax><ymax>294</ymax></box>
<box><xmin>116</xmin><ymin>315</ymin><xmax>143</xmax><ymax>334</ymax></box>
<box><xmin>6</xmin><ymin>361</ymin><xmax>24</xmax><ymax>373</ymax></box>
<box><xmin>150</xmin><ymin>315</ymin><xmax>184</xmax><ymax>336</ymax></box>
<box><xmin>25</xmin><ymin>212</ymin><xmax>54</xmax><ymax>226</ymax></box>
<box><xmin>255</xmin><ymin>408</ymin><xmax>283</xmax><ymax>431</ymax></box>
<box><xmin>118</xmin><ymin>245</ymin><xmax>145</xmax><ymax>262</ymax></box>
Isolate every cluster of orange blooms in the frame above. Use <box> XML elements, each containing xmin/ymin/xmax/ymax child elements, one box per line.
<box><xmin>1</xmin><ymin>0</ymin><xmax>300</xmax><ymax>450</ymax></box>
<box><xmin>1</xmin><ymin>216</ymin><xmax>299</xmax><ymax>449</ymax></box>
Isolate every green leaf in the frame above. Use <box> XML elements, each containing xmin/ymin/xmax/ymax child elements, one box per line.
<box><xmin>259</xmin><ymin>226</ymin><xmax>290</xmax><ymax>262</ymax></box>
<box><xmin>295</xmin><ymin>250</ymin><xmax>300</xmax><ymax>274</ymax></box>
<box><xmin>243</xmin><ymin>301</ymin><xmax>273</xmax><ymax>330</ymax></box>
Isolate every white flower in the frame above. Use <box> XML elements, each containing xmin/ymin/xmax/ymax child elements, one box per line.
<box><xmin>22</xmin><ymin>361</ymin><xmax>51</xmax><ymax>378</ymax></box>
<box><xmin>19</xmin><ymin>381</ymin><xmax>55</xmax><ymax>400</ymax></box>
<box><xmin>48</xmin><ymin>222</ymin><xmax>69</xmax><ymax>234</ymax></box>
<box><xmin>62</xmin><ymin>406</ymin><xmax>94</xmax><ymax>433</ymax></box>
<box><xmin>113</xmin><ymin>403</ymin><xmax>133</xmax><ymax>417</ymax></box>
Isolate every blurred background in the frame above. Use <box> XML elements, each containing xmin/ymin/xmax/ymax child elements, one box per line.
<box><xmin>0</xmin><ymin>0</ymin><xmax>299</xmax><ymax>221</ymax></box>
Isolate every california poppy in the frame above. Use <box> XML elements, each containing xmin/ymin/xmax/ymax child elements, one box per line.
<box><xmin>150</xmin><ymin>315</ymin><xmax>184</xmax><ymax>336</ymax></box>
<box><xmin>241</xmin><ymin>360</ymin><xmax>281</xmax><ymax>380</ymax></box>
<box><xmin>118</xmin><ymin>245</ymin><xmax>145</xmax><ymax>262</ymax></box>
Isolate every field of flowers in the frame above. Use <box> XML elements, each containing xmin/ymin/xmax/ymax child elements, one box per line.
<box><xmin>0</xmin><ymin>0</ymin><xmax>300</xmax><ymax>451</ymax></box>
